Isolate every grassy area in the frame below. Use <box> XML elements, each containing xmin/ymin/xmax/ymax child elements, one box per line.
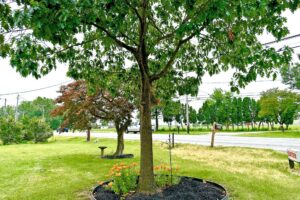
<box><xmin>237</xmin><ymin>131</ymin><xmax>300</xmax><ymax>138</ymax></box>
<box><xmin>1</xmin><ymin>137</ymin><xmax>300</xmax><ymax>200</ymax></box>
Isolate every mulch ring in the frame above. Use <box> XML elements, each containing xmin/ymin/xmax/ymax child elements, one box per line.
<box><xmin>92</xmin><ymin>176</ymin><xmax>228</xmax><ymax>200</ymax></box>
<box><xmin>101</xmin><ymin>154</ymin><xmax>134</xmax><ymax>159</ymax></box>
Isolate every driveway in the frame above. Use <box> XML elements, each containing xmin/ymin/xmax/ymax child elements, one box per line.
<box><xmin>55</xmin><ymin>132</ymin><xmax>300</xmax><ymax>152</ymax></box>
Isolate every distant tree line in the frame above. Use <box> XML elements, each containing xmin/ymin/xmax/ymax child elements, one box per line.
<box><xmin>156</xmin><ymin>88</ymin><xmax>300</xmax><ymax>131</ymax></box>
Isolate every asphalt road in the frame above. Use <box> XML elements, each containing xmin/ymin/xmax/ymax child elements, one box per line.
<box><xmin>55</xmin><ymin>132</ymin><xmax>300</xmax><ymax>152</ymax></box>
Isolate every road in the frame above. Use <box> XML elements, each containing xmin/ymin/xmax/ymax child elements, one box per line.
<box><xmin>55</xmin><ymin>132</ymin><xmax>300</xmax><ymax>152</ymax></box>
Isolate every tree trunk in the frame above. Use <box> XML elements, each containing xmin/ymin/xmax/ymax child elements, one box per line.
<box><xmin>211</xmin><ymin>123</ymin><xmax>216</xmax><ymax>148</ymax></box>
<box><xmin>138</xmin><ymin>76</ymin><xmax>155</xmax><ymax>193</ymax></box>
<box><xmin>280</xmin><ymin>123</ymin><xmax>284</xmax><ymax>132</ymax></box>
<box><xmin>286</xmin><ymin>124</ymin><xmax>289</xmax><ymax>130</ymax></box>
<box><xmin>114</xmin><ymin>129</ymin><xmax>124</xmax><ymax>156</ymax></box>
<box><xmin>258</xmin><ymin>121</ymin><xmax>262</xmax><ymax>130</ymax></box>
<box><xmin>86</xmin><ymin>128</ymin><xmax>91</xmax><ymax>142</ymax></box>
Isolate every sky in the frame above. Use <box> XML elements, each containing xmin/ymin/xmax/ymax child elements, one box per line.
<box><xmin>0</xmin><ymin>9</ymin><xmax>300</xmax><ymax>109</ymax></box>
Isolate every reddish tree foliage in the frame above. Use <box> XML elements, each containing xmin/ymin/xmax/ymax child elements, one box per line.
<box><xmin>52</xmin><ymin>80</ymin><xmax>134</xmax><ymax>156</ymax></box>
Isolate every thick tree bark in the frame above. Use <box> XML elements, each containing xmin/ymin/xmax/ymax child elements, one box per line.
<box><xmin>211</xmin><ymin>123</ymin><xmax>216</xmax><ymax>148</ymax></box>
<box><xmin>86</xmin><ymin>128</ymin><xmax>91</xmax><ymax>142</ymax></box>
<box><xmin>114</xmin><ymin>129</ymin><xmax>124</xmax><ymax>156</ymax></box>
<box><xmin>138</xmin><ymin>76</ymin><xmax>155</xmax><ymax>193</ymax></box>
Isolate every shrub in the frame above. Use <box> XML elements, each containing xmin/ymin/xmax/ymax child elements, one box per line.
<box><xmin>23</xmin><ymin>118</ymin><xmax>53</xmax><ymax>143</ymax></box>
<box><xmin>0</xmin><ymin>118</ymin><xmax>23</xmax><ymax>145</ymax></box>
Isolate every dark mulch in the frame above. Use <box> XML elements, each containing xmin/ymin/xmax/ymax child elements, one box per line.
<box><xmin>92</xmin><ymin>177</ymin><xmax>227</xmax><ymax>200</ymax></box>
<box><xmin>93</xmin><ymin>185</ymin><xmax>119</xmax><ymax>200</ymax></box>
<box><xmin>102</xmin><ymin>154</ymin><xmax>134</xmax><ymax>159</ymax></box>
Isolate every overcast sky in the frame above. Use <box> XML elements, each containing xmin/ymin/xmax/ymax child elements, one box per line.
<box><xmin>0</xmin><ymin>10</ymin><xmax>299</xmax><ymax>108</ymax></box>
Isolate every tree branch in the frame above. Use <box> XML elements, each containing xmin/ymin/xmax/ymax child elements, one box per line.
<box><xmin>150</xmin><ymin>29</ymin><xmax>203</xmax><ymax>82</ymax></box>
<box><xmin>46</xmin><ymin>37</ymin><xmax>98</xmax><ymax>56</ymax></box>
<box><xmin>154</xmin><ymin>16</ymin><xmax>189</xmax><ymax>45</ymax></box>
<box><xmin>124</xmin><ymin>0</ymin><xmax>142</xmax><ymax>23</ymax></box>
<box><xmin>90</xmin><ymin>22</ymin><xmax>137</xmax><ymax>54</ymax></box>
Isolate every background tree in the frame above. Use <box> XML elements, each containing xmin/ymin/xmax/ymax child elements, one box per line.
<box><xmin>52</xmin><ymin>81</ymin><xmax>97</xmax><ymax>142</ymax></box>
<box><xmin>231</xmin><ymin>97</ymin><xmax>239</xmax><ymax>130</ymax></box>
<box><xmin>258</xmin><ymin>88</ymin><xmax>300</xmax><ymax>130</ymax></box>
<box><xmin>52</xmin><ymin>81</ymin><xmax>134</xmax><ymax>156</ymax></box>
<box><xmin>162</xmin><ymin>100</ymin><xmax>181</xmax><ymax>129</ymax></box>
<box><xmin>1</xmin><ymin>0</ymin><xmax>299</xmax><ymax>192</ymax></box>
<box><xmin>280</xmin><ymin>63</ymin><xmax>300</xmax><ymax>89</ymax></box>
<box><xmin>242</xmin><ymin>97</ymin><xmax>252</xmax><ymax>130</ymax></box>
<box><xmin>0</xmin><ymin>105</ymin><xmax>15</xmax><ymax>118</ymax></box>
<box><xmin>188</xmin><ymin>107</ymin><xmax>198</xmax><ymax>125</ymax></box>
<box><xmin>18</xmin><ymin>97</ymin><xmax>62</xmax><ymax>130</ymax></box>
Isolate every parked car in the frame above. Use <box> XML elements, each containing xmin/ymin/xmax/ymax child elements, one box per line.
<box><xmin>126</xmin><ymin>124</ymin><xmax>155</xmax><ymax>134</ymax></box>
<box><xmin>56</xmin><ymin>127</ymin><xmax>69</xmax><ymax>133</ymax></box>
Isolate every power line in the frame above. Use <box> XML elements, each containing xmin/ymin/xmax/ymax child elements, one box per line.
<box><xmin>263</xmin><ymin>33</ymin><xmax>300</xmax><ymax>46</ymax></box>
<box><xmin>0</xmin><ymin>80</ymin><xmax>72</xmax><ymax>96</ymax></box>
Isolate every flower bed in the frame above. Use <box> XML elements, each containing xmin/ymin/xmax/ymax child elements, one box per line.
<box><xmin>91</xmin><ymin>163</ymin><xmax>228</xmax><ymax>200</ymax></box>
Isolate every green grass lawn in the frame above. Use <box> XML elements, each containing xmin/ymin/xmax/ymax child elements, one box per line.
<box><xmin>237</xmin><ymin>131</ymin><xmax>300</xmax><ymax>138</ymax></box>
<box><xmin>1</xmin><ymin>137</ymin><xmax>300</xmax><ymax>200</ymax></box>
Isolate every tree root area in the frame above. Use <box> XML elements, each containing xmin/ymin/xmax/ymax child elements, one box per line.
<box><xmin>93</xmin><ymin>177</ymin><xmax>227</xmax><ymax>200</ymax></box>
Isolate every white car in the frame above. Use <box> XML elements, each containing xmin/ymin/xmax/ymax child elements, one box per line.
<box><xmin>126</xmin><ymin>124</ymin><xmax>155</xmax><ymax>134</ymax></box>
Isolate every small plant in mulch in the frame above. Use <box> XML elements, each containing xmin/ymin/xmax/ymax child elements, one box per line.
<box><xmin>94</xmin><ymin>162</ymin><xmax>228</xmax><ymax>200</ymax></box>
<box><xmin>98</xmin><ymin>162</ymin><xmax>180</xmax><ymax>198</ymax></box>
<box><xmin>106</xmin><ymin>162</ymin><xmax>139</xmax><ymax>196</ymax></box>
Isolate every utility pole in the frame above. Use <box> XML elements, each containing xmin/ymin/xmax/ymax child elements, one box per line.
<box><xmin>185</xmin><ymin>71</ymin><xmax>190</xmax><ymax>134</ymax></box>
<box><xmin>15</xmin><ymin>94</ymin><xmax>20</xmax><ymax>121</ymax></box>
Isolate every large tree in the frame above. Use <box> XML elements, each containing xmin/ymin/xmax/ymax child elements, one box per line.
<box><xmin>258</xmin><ymin>88</ymin><xmax>300</xmax><ymax>130</ymax></box>
<box><xmin>1</xmin><ymin>0</ymin><xmax>299</xmax><ymax>193</ymax></box>
<box><xmin>52</xmin><ymin>80</ymin><xmax>134</xmax><ymax>155</ymax></box>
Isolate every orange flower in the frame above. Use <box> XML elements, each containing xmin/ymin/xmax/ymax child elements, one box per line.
<box><xmin>108</xmin><ymin>182</ymin><xmax>113</xmax><ymax>187</ymax></box>
<box><xmin>98</xmin><ymin>181</ymin><xmax>104</xmax><ymax>185</ymax></box>
<box><xmin>115</xmin><ymin>173</ymin><xmax>121</xmax><ymax>177</ymax></box>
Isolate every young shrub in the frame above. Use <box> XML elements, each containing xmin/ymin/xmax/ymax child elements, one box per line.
<box><xmin>24</xmin><ymin>118</ymin><xmax>53</xmax><ymax>143</ymax></box>
<box><xmin>21</xmin><ymin>116</ymin><xmax>34</xmax><ymax>141</ymax></box>
<box><xmin>0</xmin><ymin>118</ymin><xmax>24</xmax><ymax>145</ymax></box>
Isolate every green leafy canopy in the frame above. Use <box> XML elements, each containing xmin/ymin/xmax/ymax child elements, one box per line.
<box><xmin>0</xmin><ymin>0</ymin><xmax>299</xmax><ymax>92</ymax></box>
